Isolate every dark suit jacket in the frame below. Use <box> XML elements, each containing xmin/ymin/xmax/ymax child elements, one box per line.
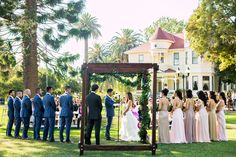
<box><xmin>43</xmin><ymin>93</ymin><xmax>56</xmax><ymax>118</ymax></box>
<box><xmin>20</xmin><ymin>96</ymin><xmax>32</xmax><ymax>118</ymax></box>
<box><xmin>33</xmin><ymin>94</ymin><xmax>44</xmax><ymax>117</ymax></box>
<box><xmin>60</xmin><ymin>93</ymin><xmax>73</xmax><ymax>117</ymax></box>
<box><xmin>86</xmin><ymin>92</ymin><xmax>102</xmax><ymax>119</ymax></box>
<box><xmin>7</xmin><ymin>96</ymin><xmax>14</xmax><ymax>118</ymax></box>
<box><xmin>105</xmin><ymin>95</ymin><xmax>115</xmax><ymax>117</ymax></box>
<box><xmin>14</xmin><ymin>97</ymin><xmax>21</xmax><ymax>118</ymax></box>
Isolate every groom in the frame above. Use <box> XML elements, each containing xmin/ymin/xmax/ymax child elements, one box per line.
<box><xmin>105</xmin><ymin>88</ymin><xmax>115</xmax><ymax>140</ymax></box>
<box><xmin>85</xmin><ymin>84</ymin><xmax>102</xmax><ymax>145</ymax></box>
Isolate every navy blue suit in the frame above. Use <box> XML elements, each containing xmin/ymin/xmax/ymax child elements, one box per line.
<box><xmin>6</xmin><ymin>96</ymin><xmax>14</xmax><ymax>136</ymax></box>
<box><xmin>14</xmin><ymin>97</ymin><xmax>22</xmax><ymax>138</ymax></box>
<box><xmin>20</xmin><ymin>95</ymin><xmax>32</xmax><ymax>139</ymax></box>
<box><xmin>33</xmin><ymin>94</ymin><xmax>44</xmax><ymax>140</ymax></box>
<box><xmin>59</xmin><ymin>93</ymin><xmax>73</xmax><ymax>142</ymax></box>
<box><xmin>43</xmin><ymin>93</ymin><xmax>56</xmax><ymax>142</ymax></box>
<box><xmin>105</xmin><ymin>95</ymin><xmax>115</xmax><ymax>139</ymax></box>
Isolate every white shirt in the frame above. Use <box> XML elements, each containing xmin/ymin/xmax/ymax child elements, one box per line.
<box><xmin>15</xmin><ymin>96</ymin><xmax>21</xmax><ymax>101</ymax></box>
<box><xmin>232</xmin><ymin>93</ymin><xmax>236</xmax><ymax>100</ymax></box>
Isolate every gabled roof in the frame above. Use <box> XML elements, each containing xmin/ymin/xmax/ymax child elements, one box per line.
<box><xmin>125</xmin><ymin>28</ymin><xmax>184</xmax><ymax>54</ymax></box>
<box><xmin>149</xmin><ymin>27</ymin><xmax>175</xmax><ymax>42</ymax></box>
<box><xmin>164</xmin><ymin>68</ymin><xmax>176</xmax><ymax>73</ymax></box>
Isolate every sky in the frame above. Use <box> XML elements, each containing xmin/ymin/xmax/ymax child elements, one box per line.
<box><xmin>58</xmin><ymin>0</ymin><xmax>199</xmax><ymax>66</ymax></box>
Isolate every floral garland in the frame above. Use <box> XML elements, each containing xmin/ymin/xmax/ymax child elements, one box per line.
<box><xmin>139</xmin><ymin>73</ymin><xmax>151</xmax><ymax>143</ymax></box>
<box><xmin>89</xmin><ymin>73</ymin><xmax>142</xmax><ymax>87</ymax></box>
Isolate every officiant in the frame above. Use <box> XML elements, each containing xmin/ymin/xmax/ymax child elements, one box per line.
<box><xmin>105</xmin><ymin>88</ymin><xmax>115</xmax><ymax>141</ymax></box>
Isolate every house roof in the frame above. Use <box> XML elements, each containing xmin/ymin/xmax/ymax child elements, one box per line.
<box><xmin>125</xmin><ymin>27</ymin><xmax>184</xmax><ymax>54</ymax></box>
<box><xmin>149</xmin><ymin>27</ymin><xmax>175</xmax><ymax>42</ymax></box>
<box><xmin>124</xmin><ymin>42</ymin><xmax>150</xmax><ymax>54</ymax></box>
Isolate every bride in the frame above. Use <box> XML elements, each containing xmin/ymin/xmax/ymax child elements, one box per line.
<box><xmin>120</xmin><ymin>92</ymin><xmax>140</xmax><ymax>141</ymax></box>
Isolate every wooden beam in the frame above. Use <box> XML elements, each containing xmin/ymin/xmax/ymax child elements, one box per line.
<box><xmin>152</xmin><ymin>65</ymin><xmax>158</xmax><ymax>155</ymax></box>
<box><xmin>83</xmin><ymin>145</ymin><xmax>152</xmax><ymax>151</ymax></box>
<box><xmin>84</xmin><ymin>63</ymin><xmax>155</xmax><ymax>73</ymax></box>
<box><xmin>79</xmin><ymin>65</ymin><xmax>87</xmax><ymax>155</ymax></box>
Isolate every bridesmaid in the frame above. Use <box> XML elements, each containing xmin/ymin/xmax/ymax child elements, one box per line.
<box><xmin>216</xmin><ymin>92</ymin><xmax>227</xmax><ymax>141</ymax></box>
<box><xmin>208</xmin><ymin>91</ymin><xmax>218</xmax><ymax>141</ymax></box>
<box><xmin>170</xmin><ymin>90</ymin><xmax>186</xmax><ymax>143</ymax></box>
<box><xmin>195</xmin><ymin>91</ymin><xmax>210</xmax><ymax>142</ymax></box>
<box><xmin>183</xmin><ymin>89</ymin><xmax>195</xmax><ymax>143</ymax></box>
<box><xmin>158</xmin><ymin>88</ymin><xmax>170</xmax><ymax>143</ymax></box>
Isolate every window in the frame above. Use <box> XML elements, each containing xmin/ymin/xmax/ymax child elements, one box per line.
<box><xmin>138</xmin><ymin>54</ymin><xmax>144</xmax><ymax>63</ymax></box>
<box><xmin>203</xmin><ymin>76</ymin><xmax>210</xmax><ymax>90</ymax></box>
<box><xmin>173</xmin><ymin>52</ymin><xmax>179</xmax><ymax>66</ymax></box>
<box><xmin>192</xmin><ymin>76</ymin><xmax>198</xmax><ymax>90</ymax></box>
<box><xmin>185</xmin><ymin>51</ymin><xmax>188</xmax><ymax>65</ymax></box>
<box><xmin>160</xmin><ymin>53</ymin><xmax>164</xmax><ymax>63</ymax></box>
<box><xmin>192</xmin><ymin>51</ymin><xmax>198</xmax><ymax>64</ymax></box>
<box><xmin>186</xmin><ymin>77</ymin><xmax>189</xmax><ymax>89</ymax></box>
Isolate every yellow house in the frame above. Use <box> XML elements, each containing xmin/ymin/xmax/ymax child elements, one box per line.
<box><xmin>125</xmin><ymin>27</ymin><xmax>219</xmax><ymax>95</ymax></box>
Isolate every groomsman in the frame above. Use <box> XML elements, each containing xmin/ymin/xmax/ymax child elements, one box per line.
<box><xmin>43</xmin><ymin>86</ymin><xmax>56</xmax><ymax>142</ymax></box>
<box><xmin>85</xmin><ymin>84</ymin><xmax>102</xmax><ymax>145</ymax></box>
<box><xmin>59</xmin><ymin>86</ymin><xmax>73</xmax><ymax>143</ymax></box>
<box><xmin>6</xmin><ymin>90</ymin><xmax>15</xmax><ymax>137</ymax></box>
<box><xmin>14</xmin><ymin>90</ymin><xmax>23</xmax><ymax>138</ymax></box>
<box><xmin>20</xmin><ymin>89</ymin><xmax>32</xmax><ymax>139</ymax></box>
<box><xmin>105</xmin><ymin>88</ymin><xmax>115</xmax><ymax>140</ymax></box>
<box><xmin>33</xmin><ymin>88</ymin><xmax>44</xmax><ymax>140</ymax></box>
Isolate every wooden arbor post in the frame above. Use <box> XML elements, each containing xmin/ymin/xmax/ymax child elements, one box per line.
<box><xmin>152</xmin><ymin>64</ymin><xmax>158</xmax><ymax>155</ymax></box>
<box><xmin>79</xmin><ymin>64</ymin><xmax>90</xmax><ymax>155</ymax></box>
<box><xmin>79</xmin><ymin>63</ymin><xmax>159</xmax><ymax>155</ymax></box>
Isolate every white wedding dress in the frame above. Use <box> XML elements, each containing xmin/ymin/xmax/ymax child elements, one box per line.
<box><xmin>120</xmin><ymin>104</ymin><xmax>140</xmax><ymax>141</ymax></box>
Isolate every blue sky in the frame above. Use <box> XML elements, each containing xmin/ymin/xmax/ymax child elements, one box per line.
<box><xmin>58</xmin><ymin>0</ymin><xmax>199</xmax><ymax>66</ymax></box>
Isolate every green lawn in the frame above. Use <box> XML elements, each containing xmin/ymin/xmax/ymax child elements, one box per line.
<box><xmin>0</xmin><ymin>107</ymin><xmax>236</xmax><ymax>157</ymax></box>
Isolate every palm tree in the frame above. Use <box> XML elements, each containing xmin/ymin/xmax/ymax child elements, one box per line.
<box><xmin>88</xmin><ymin>43</ymin><xmax>106</xmax><ymax>63</ymax></box>
<box><xmin>88</xmin><ymin>43</ymin><xmax>120</xmax><ymax>63</ymax></box>
<box><xmin>109</xmin><ymin>29</ymin><xmax>143</xmax><ymax>63</ymax></box>
<box><xmin>76</xmin><ymin>13</ymin><xmax>101</xmax><ymax>63</ymax></box>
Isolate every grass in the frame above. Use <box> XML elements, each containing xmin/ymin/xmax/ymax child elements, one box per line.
<box><xmin>0</xmin><ymin>106</ymin><xmax>236</xmax><ymax>157</ymax></box>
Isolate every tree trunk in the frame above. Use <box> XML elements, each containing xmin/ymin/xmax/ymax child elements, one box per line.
<box><xmin>218</xmin><ymin>77</ymin><xmax>222</xmax><ymax>92</ymax></box>
<box><xmin>84</xmin><ymin>37</ymin><xmax>88</xmax><ymax>63</ymax></box>
<box><xmin>23</xmin><ymin>0</ymin><xmax>38</xmax><ymax>95</ymax></box>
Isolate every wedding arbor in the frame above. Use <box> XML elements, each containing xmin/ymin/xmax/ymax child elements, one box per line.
<box><xmin>79</xmin><ymin>63</ymin><xmax>159</xmax><ymax>155</ymax></box>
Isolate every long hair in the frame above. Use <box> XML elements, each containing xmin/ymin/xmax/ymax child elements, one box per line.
<box><xmin>197</xmin><ymin>90</ymin><xmax>207</xmax><ymax>106</ymax></box>
<box><xmin>219</xmin><ymin>92</ymin><xmax>226</xmax><ymax>105</ymax></box>
<box><xmin>175</xmin><ymin>90</ymin><xmax>183</xmax><ymax>100</ymax></box>
<box><xmin>186</xmin><ymin>89</ymin><xmax>193</xmax><ymax>98</ymax></box>
<box><xmin>126</xmin><ymin>92</ymin><xmax>134</xmax><ymax>103</ymax></box>
<box><xmin>210</xmin><ymin>91</ymin><xmax>217</xmax><ymax>103</ymax></box>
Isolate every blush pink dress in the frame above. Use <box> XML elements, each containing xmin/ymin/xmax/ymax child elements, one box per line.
<box><xmin>195</xmin><ymin>100</ymin><xmax>210</xmax><ymax>142</ymax></box>
<box><xmin>217</xmin><ymin>100</ymin><xmax>227</xmax><ymax>141</ymax></box>
<box><xmin>170</xmin><ymin>100</ymin><xmax>186</xmax><ymax>143</ymax></box>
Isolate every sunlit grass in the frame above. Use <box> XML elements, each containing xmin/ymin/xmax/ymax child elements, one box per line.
<box><xmin>0</xmin><ymin>106</ymin><xmax>236</xmax><ymax>157</ymax></box>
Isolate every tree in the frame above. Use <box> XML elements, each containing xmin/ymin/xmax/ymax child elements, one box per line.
<box><xmin>88</xmin><ymin>43</ymin><xmax>107</xmax><ymax>63</ymax></box>
<box><xmin>0</xmin><ymin>0</ymin><xmax>85</xmax><ymax>94</ymax></box>
<box><xmin>109</xmin><ymin>29</ymin><xmax>143</xmax><ymax>63</ymax></box>
<box><xmin>186</xmin><ymin>0</ymin><xmax>236</xmax><ymax>71</ymax></box>
<box><xmin>144</xmin><ymin>17</ymin><xmax>186</xmax><ymax>40</ymax></box>
<box><xmin>75</xmin><ymin>13</ymin><xmax>101</xmax><ymax>63</ymax></box>
<box><xmin>0</xmin><ymin>44</ymin><xmax>16</xmax><ymax>80</ymax></box>
<box><xmin>39</xmin><ymin>52</ymin><xmax>81</xmax><ymax>94</ymax></box>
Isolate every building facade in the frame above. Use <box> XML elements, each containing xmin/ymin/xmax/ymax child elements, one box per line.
<box><xmin>125</xmin><ymin>27</ymin><xmax>217</xmax><ymax>95</ymax></box>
